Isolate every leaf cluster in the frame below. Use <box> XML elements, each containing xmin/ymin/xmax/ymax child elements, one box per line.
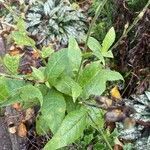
<box><xmin>0</xmin><ymin>24</ymin><xmax>123</xmax><ymax>149</ymax></box>
<box><xmin>26</xmin><ymin>0</ymin><xmax>87</xmax><ymax>47</ymax></box>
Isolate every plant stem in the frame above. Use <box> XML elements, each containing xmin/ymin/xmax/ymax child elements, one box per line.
<box><xmin>88</xmin><ymin>112</ymin><xmax>113</xmax><ymax>150</ymax></box>
<box><xmin>76</xmin><ymin>0</ymin><xmax>108</xmax><ymax>81</ymax></box>
<box><xmin>0</xmin><ymin>72</ymin><xmax>24</xmax><ymax>80</ymax></box>
<box><xmin>110</xmin><ymin>0</ymin><xmax>150</xmax><ymax>51</ymax></box>
<box><xmin>84</xmin><ymin>0</ymin><xmax>108</xmax><ymax>50</ymax></box>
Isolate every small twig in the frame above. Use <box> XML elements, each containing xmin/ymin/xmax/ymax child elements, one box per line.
<box><xmin>0</xmin><ymin>72</ymin><xmax>24</xmax><ymax>80</ymax></box>
<box><xmin>110</xmin><ymin>0</ymin><xmax>150</xmax><ymax>51</ymax></box>
<box><xmin>0</xmin><ymin>72</ymin><xmax>45</xmax><ymax>84</ymax></box>
<box><xmin>0</xmin><ymin>21</ymin><xmax>16</xmax><ymax>28</ymax></box>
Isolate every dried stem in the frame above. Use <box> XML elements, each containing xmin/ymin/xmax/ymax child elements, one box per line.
<box><xmin>110</xmin><ymin>0</ymin><xmax>150</xmax><ymax>51</ymax></box>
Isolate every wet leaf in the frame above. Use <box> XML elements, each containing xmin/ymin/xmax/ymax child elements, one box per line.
<box><xmin>110</xmin><ymin>86</ymin><xmax>122</xmax><ymax>101</ymax></box>
<box><xmin>17</xmin><ymin>122</ymin><xmax>27</xmax><ymax>137</ymax></box>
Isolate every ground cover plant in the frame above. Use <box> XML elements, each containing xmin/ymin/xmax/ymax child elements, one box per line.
<box><xmin>0</xmin><ymin>0</ymin><xmax>150</xmax><ymax>149</ymax></box>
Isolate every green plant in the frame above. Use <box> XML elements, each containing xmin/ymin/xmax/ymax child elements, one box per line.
<box><xmin>26</xmin><ymin>0</ymin><xmax>87</xmax><ymax>47</ymax></box>
<box><xmin>88</xmin><ymin>0</ymin><xmax>115</xmax><ymax>42</ymax></box>
<box><xmin>2</xmin><ymin>0</ymin><xmax>87</xmax><ymax>48</ymax></box>
<box><xmin>127</xmin><ymin>0</ymin><xmax>148</xmax><ymax>11</ymax></box>
<box><xmin>0</xmin><ymin>17</ymin><xmax>123</xmax><ymax>148</ymax></box>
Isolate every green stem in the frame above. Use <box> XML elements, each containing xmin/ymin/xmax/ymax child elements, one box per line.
<box><xmin>76</xmin><ymin>0</ymin><xmax>108</xmax><ymax>81</ymax></box>
<box><xmin>0</xmin><ymin>72</ymin><xmax>45</xmax><ymax>84</ymax></box>
<box><xmin>0</xmin><ymin>72</ymin><xmax>24</xmax><ymax>80</ymax></box>
<box><xmin>88</xmin><ymin>112</ymin><xmax>113</xmax><ymax>150</ymax></box>
<box><xmin>84</xmin><ymin>0</ymin><xmax>108</xmax><ymax>50</ymax></box>
<box><xmin>110</xmin><ymin>0</ymin><xmax>150</xmax><ymax>51</ymax></box>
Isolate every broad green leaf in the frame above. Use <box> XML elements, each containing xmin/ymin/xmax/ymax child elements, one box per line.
<box><xmin>44</xmin><ymin>109</ymin><xmax>88</xmax><ymax>150</ymax></box>
<box><xmin>6</xmin><ymin>78</ymin><xmax>26</xmax><ymax>95</ymax></box>
<box><xmin>36</xmin><ymin>89</ymin><xmax>66</xmax><ymax>134</ymax></box>
<box><xmin>78</xmin><ymin>61</ymin><xmax>102</xmax><ymax>87</ymax></box>
<box><xmin>0</xmin><ymin>79</ymin><xmax>28</xmax><ymax>106</ymax></box>
<box><xmin>65</xmin><ymin>96</ymin><xmax>81</xmax><ymax>113</ymax></box>
<box><xmin>0</xmin><ymin>78</ymin><xmax>9</xmax><ymax>101</ymax></box>
<box><xmin>53</xmin><ymin>75</ymin><xmax>82</xmax><ymax>102</ymax></box>
<box><xmin>101</xmin><ymin>27</ymin><xmax>116</xmax><ymax>52</ymax></box>
<box><xmin>87</xmin><ymin>107</ymin><xmax>104</xmax><ymax>129</ymax></box>
<box><xmin>31</xmin><ymin>67</ymin><xmax>45</xmax><ymax>82</ymax></box>
<box><xmin>101</xmin><ymin>69</ymin><xmax>124</xmax><ymax>81</ymax></box>
<box><xmin>20</xmin><ymin>85</ymin><xmax>43</xmax><ymax>106</ymax></box>
<box><xmin>45</xmin><ymin>49</ymin><xmax>67</xmax><ymax>83</ymax></box>
<box><xmin>3</xmin><ymin>54</ymin><xmax>20</xmax><ymax>74</ymax></box>
<box><xmin>11</xmin><ymin>31</ymin><xmax>35</xmax><ymax>47</ymax></box>
<box><xmin>68</xmin><ymin>37</ymin><xmax>82</xmax><ymax>71</ymax></box>
<box><xmin>78</xmin><ymin>62</ymin><xmax>104</xmax><ymax>97</ymax></box>
<box><xmin>87</xmin><ymin>37</ymin><xmax>105</xmax><ymax>64</ymax></box>
<box><xmin>78</xmin><ymin>62</ymin><xmax>123</xmax><ymax>98</ymax></box>
<box><xmin>41</xmin><ymin>46</ymin><xmax>54</xmax><ymax>58</ymax></box>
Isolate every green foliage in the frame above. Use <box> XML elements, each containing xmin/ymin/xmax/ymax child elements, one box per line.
<box><xmin>101</xmin><ymin>27</ymin><xmax>115</xmax><ymax>53</ymax></box>
<box><xmin>0</xmin><ymin>29</ymin><xmax>123</xmax><ymax>149</ymax></box>
<box><xmin>31</xmin><ymin>67</ymin><xmax>45</xmax><ymax>82</ymax></box>
<box><xmin>36</xmin><ymin>89</ymin><xmax>66</xmax><ymax>134</ymax></box>
<box><xmin>44</xmin><ymin>108</ymin><xmax>88</xmax><ymax>150</ymax></box>
<box><xmin>11</xmin><ymin>31</ymin><xmax>35</xmax><ymax>47</ymax></box>
<box><xmin>68</xmin><ymin>36</ymin><xmax>82</xmax><ymax>72</ymax></box>
<box><xmin>45</xmin><ymin>48</ymin><xmax>68</xmax><ymax>83</ymax></box>
<box><xmin>25</xmin><ymin>0</ymin><xmax>87</xmax><ymax>46</ymax></box>
<box><xmin>0</xmin><ymin>78</ymin><xmax>9</xmax><ymax>101</ymax></box>
<box><xmin>41</xmin><ymin>46</ymin><xmax>54</xmax><ymax>58</ymax></box>
<box><xmin>3</xmin><ymin>54</ymin><xmax>20</xmax><ymax>74</ymax></box>
<box><xmin>87</xmin><ymin>27</ymin><xmax>115</xmax><ymax>65</ymax></box>
<box><xmin>127</xmin><ymin>0</ymin><xmax>148</xmax><ymax>11</ymax></box>
<box><xmin>89</xmin><ymin>0</ymin><xmax>115</xmax><ymax>42</ymax></box>
<box><xmin>11</xmin><ymin>18</ymin><xmax>36</xmax><ymax>47</ymax></box>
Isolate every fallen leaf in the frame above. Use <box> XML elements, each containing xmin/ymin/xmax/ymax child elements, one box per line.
<box><xmin>12</xmin><ymin>103</ymin><xmax>22</xmax><ymax>111</ymax></box>
<box><xmin>17</xmin><ymin>122</ymin><xmax>27</xmax><ymax>137</ymax></box>
<box><xmin>110</xmin><ymin>86</ymin><xmax>122</xmax><ymax>101</ymax></box>
<box><xmin>32</xmin><ymin>50</ymin><xmax>40</xmax><ymax>59</ymax></box>
<box><xmin>113</xmin><ymin>144</ymin><xmax>123</xmax><ymax>150</ymax></box>
<box><xmin>114</xmin><ymin>138</ymin><xmax>123</xmax><ymax>150</ymax></box>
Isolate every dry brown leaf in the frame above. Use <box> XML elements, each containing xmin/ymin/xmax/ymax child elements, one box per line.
<box><xmin>113</xmin><ymin>144</ymin><xmax>123</xmax><ymax>150</ymax></box>
<box><xmin>32</xmin><ymin>50</ymin><xmax>40</xmax><ymax>59</ymax></box>
<box><xmin>114</xmin><ymin>138</ymin><xmax>123</xmax><ymax>150</ymax></box>
<box><xmin>17</xmin><ymin>122</ymin><xmax>27</xmax><ymax>137</ymax></box>
<box><xmin>12</xmin><ymin>103</ymin><xmax>22</xmax><ymax>111</ymax></box>
<box><xmin>110</xmin><ymin>86</ymin><xmax>122</xmax><ymax>101</ymax></box>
